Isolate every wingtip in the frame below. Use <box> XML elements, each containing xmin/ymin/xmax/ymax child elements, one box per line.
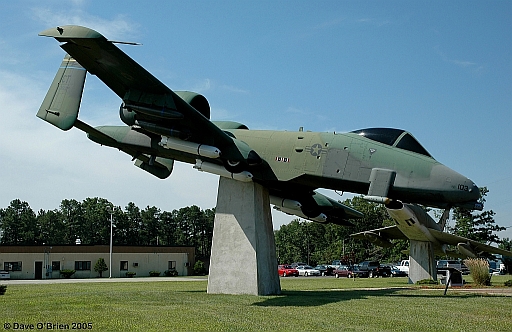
<box><xmin>39</xmin><ymin>25</ymin><xmax>104</xmax><ymax>39</ymax></box>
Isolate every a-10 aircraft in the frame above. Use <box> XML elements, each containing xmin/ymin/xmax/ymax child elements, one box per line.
<box><xmin>38</xmin><ymin>25</ymin><xmax>484</xmax><ymax>236</ymax></box>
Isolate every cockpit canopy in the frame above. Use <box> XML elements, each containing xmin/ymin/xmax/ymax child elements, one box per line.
<box><xmin>351</xmin><ymin>128</ymin><xmax>432</xmax><ymax>158</ymax></box>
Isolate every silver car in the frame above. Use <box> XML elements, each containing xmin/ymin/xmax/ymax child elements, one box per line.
<box><xmin>295</xmin><ymin>265</ymin><xmax>321</xmax><ymax>276</ymax></box>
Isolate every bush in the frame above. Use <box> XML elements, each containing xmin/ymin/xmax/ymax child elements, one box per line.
<box><xmin>149</xmin><ymin>271</ymin><xmax>161</xmax><ymax>277</ymax></box>
<box><xmin>464</xmin><ymin>258</ymin><xmax>491</xmax><ymax>286</ymax></box>
<box><xmin>416</xmin><ymin>279</ymin><xmax>437</xmax><ymax>285</ymax></box>
<box><xmin>164</xmin><ymin>269</ymin><xmax>178</xmax><ymax>277</ymax></box>
<box><xmin>193</xmin><ymin>261</ymin><xmax>207</xmax><ymax>276</ymax></box>
<box><xmin>0</xmin><ymin>285</ymin><xmax>6</xmax><ymax>295</ymax></box>
<box><xmin>60</xmin><ymin>269</ymin><xmax>76</xmax><ymax>279</ymax></box>
<box><xmin>504</xmin><ymin>279</ymin><xmax>512</xmax><ymax>287</ymax></box>
<box><xmin>94</xmin><ymin>258</ymin><xmax>108</xmax><ymax>278</ymax></box>
<box><xmin>125</xmin><ymin>272</ymin><xmax>136</xmax><ymax>278</ymax></box>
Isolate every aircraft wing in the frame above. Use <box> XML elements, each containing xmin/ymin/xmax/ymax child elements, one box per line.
<box><xmin>429</xmin><ymin>229</ymin><xmax>512</xmax><ymax>257</ymax></box>
<box><xmin>38</xmin><ymin>25</ymin><xmax>248</xmax><ymax>165</ymax></box>
<box><xmin>351</xmin><ymin>225</ymin><xmax>408</xmax><ymax>248</ymax></box>
<box><xmin>272</xmin><ymin>191</ymin><xmax>363</xmax><ymax>226</ymax></box>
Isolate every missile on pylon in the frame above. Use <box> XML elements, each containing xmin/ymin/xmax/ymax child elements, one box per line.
<box><xmin>160</xmin><ymin>136</ymin><xmax>221</xmax><ymax>159</ymax></box>
<box><xmin>269</xmin><ymin>196</ymin><xmax>302</xmax><ymax>210</ymax></box>
<box><xmin>194</xmin><ymin>159</ymin><xmax>253</xmax><ymax>182</ymax></box>
<box><xmin>274</xmin><ymin>206</ymin><xmax>328</xmax><ymax>223</ymax></box>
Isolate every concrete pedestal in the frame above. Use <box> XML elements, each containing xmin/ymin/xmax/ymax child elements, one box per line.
<box><xmin>207</xmin><ymin>177</ymin><xmax>281</xmax><ymax>295</ymax></box>
<box><xmin>408</xmin><ymin>240</ymin><xmax>437</xmax><ymax>284</ymax></box>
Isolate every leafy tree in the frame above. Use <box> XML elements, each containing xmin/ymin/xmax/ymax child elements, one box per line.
<box><xmin>36</xmin><ymin>209</ymin><xmax>65</xmax><ymax>245</ymax></box>
<box><xmin>59</xmin><ymin>199</ymin><xmax>83</xmax><ymax>244</ymax></box>
<box><xmin>81</xmin><ymin>197</ymin><xmax>113</xmax><ymax>245</ymax></box>
<box><xmin>499</xmin><ymin>238</ymin><xmax>512</xmax><ymax>273</ymax></box>
<box><xmin>124</xmin><ymin>202</ymin><xmax>143</xmax><ymax>245</ymax></box>
<box><xmin>141</xmin><ymin>206</ymin><xmax>161</xmax><ymax>245</ymax></box>
<box><xmin>0</xmin><ymin>199</ymin><xmax>37</xmax><ymax>245</ymax></box>
<box><xmin>94</xmin><ymin>258</ymin><xmax>108</xmax><ymax>277</ymax></box>
<box><xmin>448</xmin><ymin>187</ymin><xmax>505</xmax><ymax>245</ymax></box>
<box><xmin>174</xmin><ymin>206</ymin><xmax>214</xmax><ymax>258</ymax></box>
<box><xmin>342</xmin><ymin>196</ymin><xmax>394</xmax><ymax>262</ymax></box>
<box><xmin>160</xmin><ymin>210</ymin><xmax>179</xmax><ymax>246</ymax></box>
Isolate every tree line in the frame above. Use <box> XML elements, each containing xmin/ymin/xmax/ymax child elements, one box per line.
<box><xmin>1</xmin><ymin>187</ymin><xmax>509</xmax><ymax>266</ymax></box>
<box><xmin>0</xmin><ymin>198</ymin><xmax>214</xmax><ymax>259</ymax></box>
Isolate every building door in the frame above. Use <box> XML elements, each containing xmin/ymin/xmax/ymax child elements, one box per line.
<box><xmin>35</xmin><ymin>261</ymin><xmax>43</xmax><ymax>279</ymax></box>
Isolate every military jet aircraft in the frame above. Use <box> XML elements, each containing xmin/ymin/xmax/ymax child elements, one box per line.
<box><xmin>351</xmin><ymin>201</ymin><xmax>512</xmax><ymax>258</ymax></box>
<box><xmin>37</xmin><ymin>26</ymin><xmax>482</xmax><ymax>227</ymax></box>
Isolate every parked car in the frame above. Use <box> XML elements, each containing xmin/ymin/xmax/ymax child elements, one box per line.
<box><xmin>358</xmin><ymin>261</ymin><xmax>391</xmax><ymax>278</ymax></box>
<box><xmin>397</xmin><ymin>260</ymin><xmax>409</xmax><ymax>274</ymax></box>
<box><xmin>290</xmin><ymin>262</ymin><xmax>307</xmax><ymax>268</ymax></box>
<box><xmin>296</xmin><ymin>265</ymin><xmax>321</xmax><ymax>276</ymax></box>
<box><xmin>333</xmin><ymin>265</ymin><xmax>369</xmax><ymax>278</ymax></box>
<box><xmin>0</xmin><ymin>271</ymin><xmax>10</xmax><ymax>280</ymax></box>
<box><xmin>390</xmin><ymin>266</ymin><xmax>408</xmax><ymax>277</ymax></box>
<box><xmin>278</xmin><ymin>265</ymin><xmax>299</xmax><ymax>277</ymax></box>
<box><xmin>314</xmin><ymin>265</ymin><xmax>334</xmax><ymax>276</ymax></box>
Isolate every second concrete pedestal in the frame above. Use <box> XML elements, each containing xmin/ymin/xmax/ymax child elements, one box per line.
<box><xmin>207</xmin><ymin>177</ymin><xmax>281</xmax><ymax>295</ymax></box>
<box><xmin>408</xmin><ymin>240</ymin><xmax>437</xmax><ymax>284</ymax></box>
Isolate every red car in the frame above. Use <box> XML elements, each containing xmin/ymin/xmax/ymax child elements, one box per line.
<box><xmin>278</xmin><ymin>264</ymin><xmax>299</xmax><ymax>277</ymax></box>
<box><xmin>333</xmin><ymin>265</ymin><xmax>369</xmax><ymax>278</ymax></box>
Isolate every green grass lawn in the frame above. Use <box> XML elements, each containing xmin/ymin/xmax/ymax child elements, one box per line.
<box><xmin>1</xmin><ymin>276</ymin><xmax>511</xmax><ymax>331</ymax></box>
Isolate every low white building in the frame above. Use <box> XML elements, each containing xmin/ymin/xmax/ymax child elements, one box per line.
<box><xmin>0</xmin><ymin>245</ymin><xmax>195</xmax><ymax>279</ymax></box>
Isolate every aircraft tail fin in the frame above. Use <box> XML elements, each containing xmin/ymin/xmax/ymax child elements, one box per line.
<box><xmin>437</xmin><ymin>208</ymin><xmax>450</xmax><ymax>231</ymax></box>
<box><xmin>37</xmin><ymin>54</ymin><xmax>86</xmax><ymax>130</ymax></box>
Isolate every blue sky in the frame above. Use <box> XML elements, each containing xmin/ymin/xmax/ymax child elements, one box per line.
<box><xmin>1</xmin><ymin>1</ymin><xmax>511</xmax><ymax>239</ymax></box>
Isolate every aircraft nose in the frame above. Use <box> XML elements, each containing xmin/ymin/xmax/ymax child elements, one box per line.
<box><xmin>436</xmin><ymin>164</ymin><xmax>481</xmax><ymax>208</ymax></box>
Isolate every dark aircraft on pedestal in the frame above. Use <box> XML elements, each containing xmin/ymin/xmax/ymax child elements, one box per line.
<box><xmin>37</xmin><ymin>26</ymin><xmax>509</xmax><ymax>259</ymax></box>
<box><xmin>351</xmin><ymin>201</ymin><xmax>512</xmax><ymax>258</ymax></box>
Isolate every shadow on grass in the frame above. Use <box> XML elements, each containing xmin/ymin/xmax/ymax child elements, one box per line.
<box><xmin>254</xmin><ymin>288</ymin><xmax>399</xmax><ymax>307</ymax></box>
<box><xmin>253</xmin><ymin>288</ymin><xmax>493</xmax><ymax>307</ymax></box>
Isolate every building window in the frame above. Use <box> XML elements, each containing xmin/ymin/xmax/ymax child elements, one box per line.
<box><xmin>52</xmin><ymin>261</ymin><xmax>60</xmax><ymax>271</ymax></box>
<box><xmin>4</xmin><ymin>262</ymin><xmax>22</xmax><ymax>271</ymax></box>
<box><xmin>120</xmin><ymin>261</ymin><xmax>128</xmax><ymax>271</ymax></box>
<box><xmin>168</xmin><ymin>261</ymin><xmax>176</xmax><ymax>270</ymax></box>
<box><xmin>74</xmin><ymin>261</ymin><xmax>91</xmax><ymax>271</ymax></box>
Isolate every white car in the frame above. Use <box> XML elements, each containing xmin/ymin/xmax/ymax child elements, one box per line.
<box><xmin>295</xmin><ymin>265</ymin><xmax>321</xmax><ymax>277</ymax></box>
<box><xmin>0</xmin><ymin>271</ymin><xmax>10</xmax><ymax>280</ymax></box>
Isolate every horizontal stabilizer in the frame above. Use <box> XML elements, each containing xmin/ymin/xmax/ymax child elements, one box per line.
<box><xmin>37</xmin><ymin>54</ymin><xmax>86</xmax><ymax>130</ymax></box>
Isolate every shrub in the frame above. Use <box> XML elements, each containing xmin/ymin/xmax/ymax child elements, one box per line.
<box><xmin>94</xmin><ymin>258</ymin><xmax>108</xmax><ymax>278</ymax></box>
<box><xmin>504</xmin><ymin>279</ymin><xmax>512</xmax><ymax>287</ymax></box>
<box><xmin>416</xmin><ymin>279</ymin><xmax>437</xmax><ymax>285</ymax></box>
<box><xmin>193</xmin><ymin>261</ymin><xmax>207</xmax><ymax>276</ymax></box>
<box><xmin>149</xmin><ymin>271</ymin><xmax>161</xmax><ymax>277</ymax></box>
<box><xmin>60</xmin><ymin>269</ymin><xmax>76</xmax><ymax>279</ymax></box>
<box><xmin>464</xmin><ymin>258</ymin><xmax>491</xmax><ymax>286</ymax></box>
<box><xmin>0</xmin><ymin>285</ymin><xmax>6</xmax><ymax>295</ymax></box>
<box><xmin>125</xmin><ymin>272</ymin><xmax>136</xmax><ymax>278</ymax></box>
<box><xmin>164</xmin><ymin>269</ymin><xmax>178</xmax><ymax>277</ymax></box>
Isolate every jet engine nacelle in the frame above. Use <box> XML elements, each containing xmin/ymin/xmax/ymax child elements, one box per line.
<box><xmin>174</xmin><ymin>91</ymin><xmax>210</xmax><ymax>120</ymax></box>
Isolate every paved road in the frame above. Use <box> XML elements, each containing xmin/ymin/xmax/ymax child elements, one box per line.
<box><xmin>1</xmin><ymin>276</ymin><xmax>208</xmax><ymax>285</ymax></box>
